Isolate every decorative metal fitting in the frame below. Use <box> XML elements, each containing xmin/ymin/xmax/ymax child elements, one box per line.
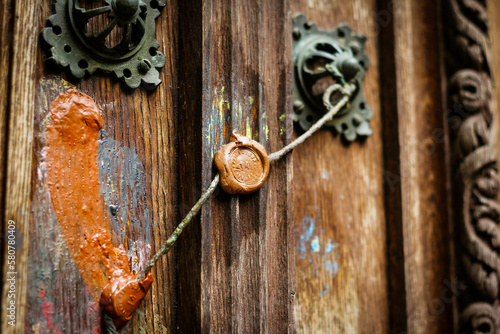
<box><xmin>292</xmin><ymin>14</ymin><xmax>372</xmax><ymax>141</ymax></box>
<box><xmin>42</xmin><ymin>0</ymin><xmax>167</xmax><ymax>90</ymax></box>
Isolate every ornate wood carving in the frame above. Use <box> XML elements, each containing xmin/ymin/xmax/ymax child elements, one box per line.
<box><xmin>445</xmin><ymin>0</ymin><xmax>500</xmax><ymax>332</ymax></box>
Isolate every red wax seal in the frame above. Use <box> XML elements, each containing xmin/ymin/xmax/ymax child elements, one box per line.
<box><xmin>100</xmin><ymin>270</ymin><xmax>153</xmax><ymax>328</ymax></box>
<box><xmin>215</xmin><ymin>130</ymin><xmax>270</xmax><ymax>194</ymax></box>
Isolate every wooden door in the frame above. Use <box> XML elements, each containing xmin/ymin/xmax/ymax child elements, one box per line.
<box><xmin>1</xmin><ymin>0</ymin><xmax>500</xmax><ymax>333</ymax></box>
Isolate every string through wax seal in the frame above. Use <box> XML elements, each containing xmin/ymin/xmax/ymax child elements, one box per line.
<box><xmin>103</xmin><ymin>82</ymin><xmax>356</xmax><ymax>333</ymax></box>
<box><xmin>215</xmin><ymin>130</ymin><xmax>270</xmax><ymax>194</ymax></box>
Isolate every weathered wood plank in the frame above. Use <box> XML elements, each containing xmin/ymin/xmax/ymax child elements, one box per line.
<box><xmin>1</xmin><ymin>0</ymin><xmax>38</xmax><ymax>332</ymax></box>
<box><xmin>382</xmin><ymin>0</ymin><xmax>452</xmax><ymax>332</ymax></box>
<box><xmin>0</xmin><ymin>0</ymin><xmax>12</xmax><ymax>236</ymax></box>
<box><xmin>258</xmin><ymin>1</ymin><xmax>295</xmax><ymax>332</ymax></box>
<box><xmin>290</xmin><ymin>0</ymin><xmax>388</xmax><ymax>332</ymax></box>
<box><xmin>176</xmin><ymin>0</ymin><xmax>204</xmax><ymax>331</ymax></box>
<box><xmin>200</xmin><ymin>2</ymin><xmax>233</xmax><ymax>332</ymax></box>
<box><xmin>379</xmin><ymin>1</ymin><xmax>407</xmax><ymax>331</ymax></box>
<box><xmin>0</xmin><ymin>1</ymin><xmax>13</xmax><ymax>317</ymax></box>
<box><xmin>23</xmin><ymin>1</ymin><xmax>179</xmax><ymax>333</ymax></box>
<box><xmin>199</xmin><ymin>0</ymin><xmax>294</xmax><ymax>332</ymax></box>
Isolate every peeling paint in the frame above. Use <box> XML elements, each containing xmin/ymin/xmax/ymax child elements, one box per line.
<box><xmin>298</xmin><ymin>217</ymin><xmax>315</xmax><ymax>259</ymax></box>
<box><xmin>246</xmin><ymin>117</ymin><xmax>252</xmax><ymax>138</ymax></box>
<box><xmin>325</xmin><ymin>239</ymin><xmax>335</xmax><ymax>253</ymax></box>
<box><xmin>135</xmin><ymin>308</ymin><xmax>148</xmax><ymax>334</ymax></box>
<box><xmin>297</xmin><ymin>213</ymin><xmax>341</xmax><ymax>295</ymax></box>
<box><xmin>98</xmin><ymin>137</ymin><xmax>152</xmax><ymax>262</ymax></box>
<box><xmin>260</xmin><ymin>112</ymin><xmax>269</xmax><ymax>141</ymax></box>
<box><xmin>325</xmin><ymin>260</ymin><xmax>339</xmax><ymax>277</ymax></box>
<box><xmin>320</xmin><ymin>283</ymin><xmax>330</xmax><ymax>296</ymax></box>
<box><xmin>207</xmin><ymin>86</ymin><xmax>231</xmax><ymax>159</ymax></box>
<box><xmin>311</xmin><ymin>236</ymin><xmax>321</xmax><ymax>252</ymax></box>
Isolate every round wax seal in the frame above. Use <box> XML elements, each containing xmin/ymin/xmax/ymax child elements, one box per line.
<box><xmin>215</xmin><ymin>130</ymin><xmax>270</xmax><ymax>194</ymax></box>
<box><xmin>100</xmin><ymin>271</ymin><xmax>153</xmax><ymax>328</ymax></box>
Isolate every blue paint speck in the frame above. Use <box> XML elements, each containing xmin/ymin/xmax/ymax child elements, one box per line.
<box><xmin>325</xmin><ymin>240</ymin><xmax>336</xmax><ymax>253</ymax></box>
<box><xmin>311</xmin><ymin>236</ymin><xmax>320</xmax><ymax>252</ymax></box>
<box><xmin>299</xmin><ymin>217</ymin><xmax>315</xmax><ymax>259</ymax></box>
<box><xmin>320</xmin><ymin>283</ymin><xmax>329</xmax><ymax>295</ymax></box>
<box><xmin>325</xmin><ymin>260</ymin><xmax>339</xmax><ymax>277</ymax></box>
<box><xmin>306</xmin><ymin>219</ymin><xmax>314</xmax><ymax>237</ymax></box>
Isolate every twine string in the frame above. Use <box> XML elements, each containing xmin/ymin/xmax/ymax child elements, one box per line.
<box><xmin>137</xmin><ymin>173</ymin><xmax>221</xmax><ymax>281</ymax></box>
<box><xmin>268</xmin><ymin>83</ymin><xmax>355</xmax><ymax>162</ymax></box>
<box><xmin>137</xmin><ymin>82</ymin><xmax>354</xmax><ymax>281</ymax></box>
<box><xmin>104</xmin><ymin>82</ymin><xmax>355</xmax><ymax>333</ymax></box>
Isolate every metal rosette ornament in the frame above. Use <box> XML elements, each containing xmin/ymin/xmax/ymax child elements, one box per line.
<box><xmin>292</xmin><ymin>14</ymin><xmax>372</xmax><ymax>141</ymax></box>
<box><xmin>42</xmin><ymin>0</ymin><xmax>167</xmax><ymax>90</ymax></box>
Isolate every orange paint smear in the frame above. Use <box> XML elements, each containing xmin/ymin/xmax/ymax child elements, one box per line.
<box><xmin>46</xmin><ymin>90</ymin><xmax>152</xmax><ymax>327</ymax></box>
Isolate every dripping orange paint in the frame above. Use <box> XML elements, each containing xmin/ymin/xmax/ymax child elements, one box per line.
<box><xmin>46</xmin><ymin>90</ymin><xmax>152</xmax><ymax>327</ymax></box>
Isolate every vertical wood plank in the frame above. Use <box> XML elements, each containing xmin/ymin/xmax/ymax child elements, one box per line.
<box><xmin>0</xmin><ymin>0</ymin><xmax>12</xmax><ymax>240</ymax></box>
<box><xmin>1</xmin><ymin>0</ymin><xmax>37</xmax><ymax>332</ymax></box>
<box><xmin>381</xmin><ymin>0</ymin><xmax>452</xmax><ymax>332</ymax></box>
<box><xmin>0</xmin><ymin>1</ymin><xmax>13</xmax><ymax>322</ymax></box>
<box><xmin>230</xmin><ymin>3</ymin><xmax>262</xmax><ymax>331</ymax></box>
<box><xmin>200</xmin><ymin>1</ymin><xmax>233</xmax><ymax>331</ymax></box>
<box><xmin>259</xmin><ymin>1</ymin><xmax>295</xmax><ymax>332</ymax></box>
<box><xmin>177</xmin><ymin>0</ymin><xmax>203</xmax><ymax>331</ymax></box>
<box><xmin>23</xmin><ymin>1</ymin><xmax>179</xmax><ymax>333</ymax></box>
<box><xmin>200</xmin><ymin>0</ymin><xmax>294</xmax><ymax>332</ymax></box>
<box><xmin>379</xmin><ymin>0</ymin><xmax>407</xmax><ymax>331</ymax></box>
<box><xmin>290</xmin><ymin>0</ymin><xmax>388</xmax><ymax>332</ymax></box>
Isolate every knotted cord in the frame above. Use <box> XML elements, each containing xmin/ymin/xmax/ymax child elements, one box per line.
<box><xmin>105</xmin><ymin>82</ymin><xmax>355</xmax><ymax>333</ymax></box>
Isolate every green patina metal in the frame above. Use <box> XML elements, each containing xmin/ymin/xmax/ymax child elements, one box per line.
<box><xmin>41</xmin><ymin>0</ymin><xmax>167</xmax><ymax>90</ymax></box>
<box><xmin>292</xmin><ymin>14</ymin><xmax>373</xmax><ymax>141</ymax></box>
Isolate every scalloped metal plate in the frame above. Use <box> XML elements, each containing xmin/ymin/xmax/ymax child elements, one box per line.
<box><xmin>292</xmin><ymin>14</ymin><xmax>373</xmax><ymax>141</ymax></box>
<box><xmin>41</xmin><ymin>0</ymin><xmax>167</xmax><ymax>90</ymax></box>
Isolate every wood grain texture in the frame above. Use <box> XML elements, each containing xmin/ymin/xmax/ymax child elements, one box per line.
<box><xmin>1</xmin><ymin>0</ymin><xmax>38</xmax><ymax>332</ymax></box>
<box><xmin>22</xmin><ymin>1</ymin><xmax>179</xmax><ymax>333</ymax></box>
<box><xmin>382</xmin><ymin>0</ymin><xmax>452</xmax><ymax>333</ymax></box>
<box><xmin>0</xmin><ymin>1</ymin><xmax>473</xmax><ymax>332</ymax></box>
<box><xmin>176</xmin><ymin>0</ymin><xmax>203</xmax><ymax>331</ymax></box>
<box><xmin>199</xmin><ymin>0</ymin><xmax>294</xmax><ymax>332</ymax></box>
<box><xmin>490</xmin><ymin>0</ymin><xmax>500</xmax><ymax>152</ymax></box>
<box><xmin>290</xmin><ymin>0</ymin><xmax>388</xmax><ymax>332</ymax></box>
<box><xmin>379</xmin><ymin>0</ymin><xmax>406</xmax><ymax>331</ymax></box>
<box><xmin>0</xmin><ymin>0</ymin><xmax>13</xmax><ymax>300</ymax></box>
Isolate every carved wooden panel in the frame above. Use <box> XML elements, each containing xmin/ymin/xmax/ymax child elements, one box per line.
<box><xmin>444</xmin><ymin>0</ymin><xmax>500</xmax><ymax>332</ymax></box>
